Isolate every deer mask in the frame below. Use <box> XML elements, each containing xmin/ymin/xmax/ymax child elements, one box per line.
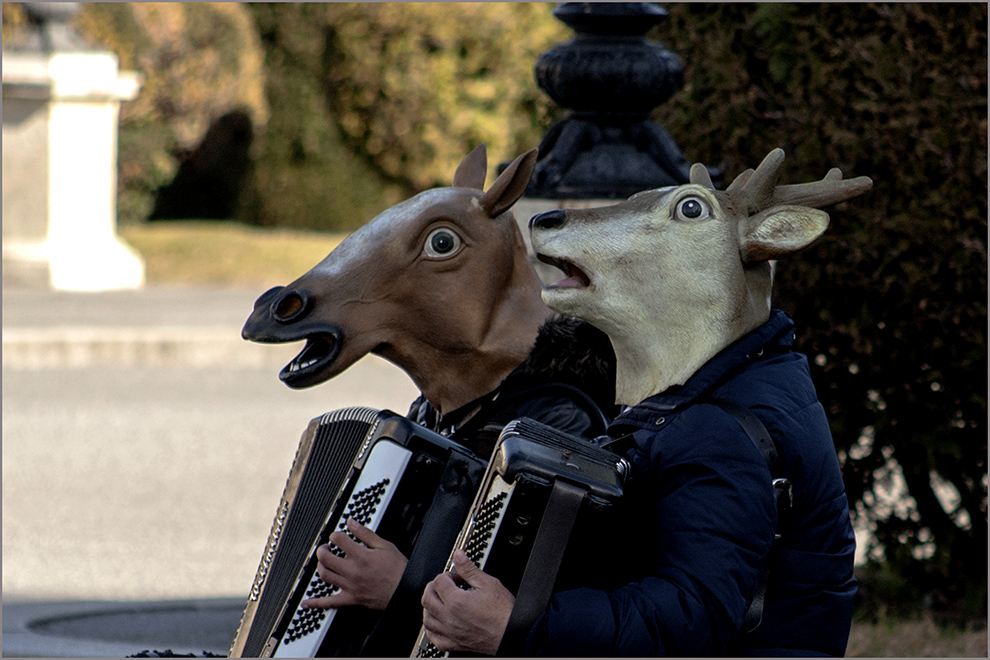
<box><xmin>529</xmin><ymin>148</ymin><xmax>872</xmax><ymax>406</ymax></box>
<box><xmin>242</xmin><ymin>145</ymin><xmax>551</xmax><ymax>415</ymax></box>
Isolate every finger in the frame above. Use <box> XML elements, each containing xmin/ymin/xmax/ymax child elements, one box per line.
<box><xmin>423</xmin><ymin>626</ymin><xmax>453</xmax><ymax>654</ymax></box>
<box><xmin>300</xmin><ymin>591</ymin><xmax>355</xmax><ymax>610</ymax></box>
<box><xmin>421</xmin><ymin>608</ymin><xmax>454</xmax><ymax>652</ymax></box>
<box><xmin>327</xmin><ymin>528</ymin><xmax>363</xmax><ymax>555</ymax></box>
<box><xmin>345</xmin><ymin>518</ymin><xmax>387</xmax><ymax>549</ymax></box>
<box><xmin>422</xmin><ymin>603</ymin><xmax>442</xmax><ymax>630</ymax></box>
<box><xmin>315</xmin><ymin>545</ymin><xmax>351</xmax><ymax>576</ymax></box>
<box><xmin>422</xmin><ymin>579</ymin><xmax>443</xmax><ymax>611</ymax></box>
<box><xmin>430</xmin><ymin>570</ymin><xmax>463</xmax><ymax>601</ymax></box>
<box><xmin>315</xmin><ymin>561</ymin><xmax>347</xmax><ymax>592</ymax></box>
<box><xmin>450</xmin><ymin>550</ymin><xmax>486</xmax><ymax>589</ymax></box>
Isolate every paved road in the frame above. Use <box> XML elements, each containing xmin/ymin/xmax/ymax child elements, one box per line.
<box><xmin>2</xmin><ymin>286</ymin><xmax>420</xmax><ymax>656</ymax></box>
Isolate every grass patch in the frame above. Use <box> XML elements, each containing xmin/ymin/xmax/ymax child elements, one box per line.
<box><xmin>120</xmin><ymin>221</ymin><xmax>346</xmax><ymax>287</ymax></box>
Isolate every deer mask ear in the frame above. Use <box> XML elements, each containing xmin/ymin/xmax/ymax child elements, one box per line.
<box><xmin>740</xmin><ymin>205</ymin><xmax>830</xmax><ymax>263</ymax></box>
<box><xmin>479</xmin><ymin>148</ymin><xmax>538</xmax><ymax>218</ymax></box>
<box><xmin>452</xmin><ymin>144</ymin><xmax>489</xmax><ymax>190</ymax></box>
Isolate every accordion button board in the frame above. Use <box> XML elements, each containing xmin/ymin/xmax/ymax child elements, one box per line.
<box><xmin>274</xmin><ymin>439</ymin><xmax>410</xmax><ymax>657</ymax></box>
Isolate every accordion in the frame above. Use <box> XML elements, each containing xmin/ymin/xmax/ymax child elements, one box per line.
<box><xmin>412</xmin><ymin>417</ymin><xmax>629</xmax><ymax>658</ymax></box>
<box><xmin>229</xmin><ymin>407</ymin><xmax>487</xmax><ymax>658</ymax></box>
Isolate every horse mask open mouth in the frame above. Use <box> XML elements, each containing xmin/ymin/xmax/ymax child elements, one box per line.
<box><xmin>241</xmin><ymin>286</ymin><xmax>344</xmax><ymax>389</ymax></box>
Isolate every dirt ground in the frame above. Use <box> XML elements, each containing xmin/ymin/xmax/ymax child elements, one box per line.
<box><xmin>847</xmin><ymin>616</ymin><xmax>988</xmax><ymax>657</ymax></box>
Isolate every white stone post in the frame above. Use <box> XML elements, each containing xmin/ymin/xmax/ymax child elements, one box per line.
<box><xmin>3</xmin><ymin>34</ymin><xmax>145</xmax><ymax>290</ymax></box>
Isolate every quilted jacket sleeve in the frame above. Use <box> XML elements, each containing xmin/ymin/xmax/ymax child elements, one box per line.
<box><xmin>523</xmin><ymin>407</ymin><xmax>778</xmax><ymax>656</ymax></box>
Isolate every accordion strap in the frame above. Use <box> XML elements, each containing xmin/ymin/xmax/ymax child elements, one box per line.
<box><xmin>496</xmin><ymin>479</ymin><xmax>587</xmax><ymax>657</ymax></box>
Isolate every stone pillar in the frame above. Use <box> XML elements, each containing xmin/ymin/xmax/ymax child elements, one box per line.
<box><xmin>2</xmin><ymin>3</ymin><xmax>145</xmax><ymax>291</ymax></box>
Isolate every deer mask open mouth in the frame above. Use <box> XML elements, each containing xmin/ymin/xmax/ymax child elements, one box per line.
<box><xmin>536</xmin><ymin>254</ymin><xmax>592</xmax><ymax>289</ymax></box>
<box><xmin>528</xmin><ymin>148</ymin><xmax>872</xmax><ymax>406</ymax></box>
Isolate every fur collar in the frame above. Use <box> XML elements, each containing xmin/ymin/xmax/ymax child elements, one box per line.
<box><xmin>410</xmin><ymin>315</ymin><xmax>618</xmax><ymax>436</ymax></box>
<box><xmin>515</xmin><ymin>314</ymin><xmax>617</xmax><ymax>414</ymax></box>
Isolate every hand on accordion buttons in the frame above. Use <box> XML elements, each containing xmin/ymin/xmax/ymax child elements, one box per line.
<box><xmin>300</xmin><ymin>518</ymin><xmax>408</xmax><ymax>611</ymax></box>
<box><xmin>421</xmin><ymin>550</ymin><xmax>515</xmax><ymax>656</ymax></box>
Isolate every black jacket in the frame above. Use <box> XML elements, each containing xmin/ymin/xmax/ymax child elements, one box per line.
<box><xmin>407</xmin><ymin>315</ymin><xmax>618</xmax><ymax>459</ymax></box>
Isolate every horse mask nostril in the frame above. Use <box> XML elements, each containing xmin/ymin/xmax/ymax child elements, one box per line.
<box><xmin>271</xmin><ymin>290</ymin><xmax>310</xmax><ymax>323</ymax></box>
<box><xmin>530</xmin><ymin>209</ymin><xmax>567</xmax><ymax>230</ymax></box>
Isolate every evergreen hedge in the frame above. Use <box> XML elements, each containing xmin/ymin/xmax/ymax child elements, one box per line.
<box><xmin>653</xmin><ymin>3</ymin><xmax>987</xmax><ymax>620</ymax></box>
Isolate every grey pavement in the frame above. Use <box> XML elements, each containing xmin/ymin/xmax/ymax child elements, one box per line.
<box><xmin>2</xmin><ymin>285</ymin><xmax>420</xmax><ymax>657</ymax></box>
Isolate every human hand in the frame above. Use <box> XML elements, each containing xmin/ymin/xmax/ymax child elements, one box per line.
<box><xmin>421</xmin><ymin>550</ymin><xmax>514</xmax><ymax>656</ymax></box>
<box><xmin>300</xmin><ymin>518</ymin><xmax>408</xmax><ymax>611</ymax></box>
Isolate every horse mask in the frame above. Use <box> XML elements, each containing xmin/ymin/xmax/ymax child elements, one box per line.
<box><xmin>242</xmin><ymin>146</ymin><xmax>552</xmax><ymax>416</ymax></box>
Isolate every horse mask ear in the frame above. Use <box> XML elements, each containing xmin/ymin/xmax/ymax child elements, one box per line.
<box><xmin>479</xmin><ymin>148</ymin><xmax>539</xmax><ymax>218</ymax></box>
<box><xmin>452</xmin><ymin>144</ymin><xmax>489</xmax><ymax>190</ymax></box>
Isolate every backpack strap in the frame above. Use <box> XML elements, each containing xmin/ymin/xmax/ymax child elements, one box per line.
<box><xmin>707</xmin><ymin>398</ymin><xmax>779</xmax><ymax>473</ymax></box>
<box><xmin>707</xmin><ymin>398</ymin><xmax>792</xmax><ymax>634</ymax></box>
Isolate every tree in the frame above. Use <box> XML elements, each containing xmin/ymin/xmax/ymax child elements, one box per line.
<box><xmin>653</xmin><ymin>3</ymin><xmax>987</xmax><ymax>620</ymax></box>
<box><xmin>72</xmin><ymin>2</ymin><xmax>269</xmax><ymax>226</ymax></box>
<box><xmin>318</xmin><ymin>3</ymin><xmax>569</xmax><ymax>190</ymax></box>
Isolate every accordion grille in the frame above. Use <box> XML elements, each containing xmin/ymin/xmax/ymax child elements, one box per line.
<box><xmin>232</xmin><ymin>406</ymin><xmax>381</xmax><ymax>657</ymax></box>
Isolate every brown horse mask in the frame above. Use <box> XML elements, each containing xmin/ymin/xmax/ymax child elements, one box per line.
<box><xmin>530</xmin><ymin>148</ymin><xmax>872</xmax><ymax>406</ymax></box>
<box><xmin>242</xmin><ymin>145</ymin><xmax>551</xmax><ymax>415</ymax></box>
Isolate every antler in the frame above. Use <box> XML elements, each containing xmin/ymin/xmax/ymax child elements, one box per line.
<box><xmin>723</xmin><ymin>148</ymin><xmax>872</xmax><ymax>213</ymax></box>
<box><xmin>772</xmin><ymin>168</ymin><xmax>873</xmax><ymax>208</ymax></box>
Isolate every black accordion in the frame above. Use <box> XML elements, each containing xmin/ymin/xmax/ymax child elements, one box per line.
<box><xmin>412</xmin><ymin>417</ymin><xmax>629</xmax><ymax>658</ymax></box>
<box><xmin>229</xmin><ymin>407</ymin><xmax>487</xmax><ymax>658</ymax></box>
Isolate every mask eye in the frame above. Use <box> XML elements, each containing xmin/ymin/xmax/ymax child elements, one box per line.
<box><xmin>423</xmin><ymin>227</ymin><xmax>463</xmax><ymax>259</ymax></box>
<box><xmin>674</xmin><ymin>196</ymin><xmax>711</xmax><ymax>221</ymax></box>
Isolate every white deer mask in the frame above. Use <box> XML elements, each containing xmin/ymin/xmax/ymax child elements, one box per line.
<box><xmin>529</xmin><ymin>149</ymin><xmax>872</xmax><ymax>406</ymax></box>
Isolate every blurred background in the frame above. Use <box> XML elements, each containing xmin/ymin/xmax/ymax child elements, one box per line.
<box><xmin>2</xmin><ymin>3</ymin><xmax>986</xmax><ymax>656</ymax></box>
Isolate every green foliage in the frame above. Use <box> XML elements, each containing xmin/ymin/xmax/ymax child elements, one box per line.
<box><xmin>319</xmin><ymin>3</ymin><xmax>568</xmax><ymax>190</ymax></box>
<box><xmin>653</xmin><ymin>3</ymin><xmax>987</xmax><ymax>620</ymax></box>
<box><xmin>243</xmin><ymin>3</ymin><xmax>402</xmax><ymax>231</ymax></box>
<box><xmin>72</xmin><ymin>3</ymin><xmax>269</xmax><ymax>226</ymax></box>
<box><xmin>239</xmin><ymin>2</ymin><xmax>568</xmax><ymax>230</ymax></box>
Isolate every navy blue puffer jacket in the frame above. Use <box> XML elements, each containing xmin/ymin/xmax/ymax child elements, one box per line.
<box><xmin>523</xmin><ymin>311</ymin><xmax>857</xmax><ymax>657</ymax></box>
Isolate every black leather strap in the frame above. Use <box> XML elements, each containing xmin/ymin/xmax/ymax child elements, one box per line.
<box><xmin>486</xmin><ymin>381</ymin><xmax>612</xmax><ymax>438</ymax></box>
<box><xmin>359</xmin><ymin>452</ymin><xmax>485</xmax><ymax>657</ymax></box>
<box><xmin>496</xmin><ymin>479</ymin><xmax>587</xmax><ymax>657</ymax></box>
<box><xmin>706</xmin><ymin>398</ymin><xmax>785</xmax><ymax>634</ymax></box>
<box><xmin>708</xmin><ymin>398</ymin><xmax>780</xmax><ymax>475</ymax></box>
